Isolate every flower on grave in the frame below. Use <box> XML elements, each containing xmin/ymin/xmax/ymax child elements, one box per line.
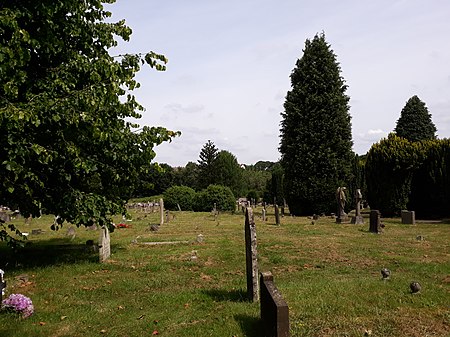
<box><xmin>1</xmin><ymin>293</ymin><xmax>34</xmax><ymax>318</ymax></box>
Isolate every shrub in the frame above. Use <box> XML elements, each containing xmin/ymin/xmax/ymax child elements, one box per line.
<box><xmin>162</xmin><ymin>186</ymin><xmax>196</xmax><ymax>211</ymax></box>
<box><xmin>192</xmin><ymin>185</ymin><xmax>236</xmax><ymax>212</ymax></box>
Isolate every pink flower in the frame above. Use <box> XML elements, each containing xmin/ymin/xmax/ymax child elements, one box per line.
<box><xmin>2</xmin><ymin>293</ymin><xmax>34</xmax><ymax>318</ymax></box>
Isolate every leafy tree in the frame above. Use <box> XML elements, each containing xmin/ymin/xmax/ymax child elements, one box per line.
<box><xmin>192</xmin><ymin>185</ymin><xmax>236</xmax><ymax>212</ymax></box>
<box><xmin>279</xmin><ymin>33</ymin><xmax>353</xmax><ymax>215</ymax></box>
<box><xmin>172</xmin><ymin>162</ymin><xmax>199</xmax><ymax>190</ymax></box>
<box><xmin>395</xmin><ymin>95</ymin><xmax>437</xmax><ymax>142</ymax></box>
<box><xmin>0</xmin><ymin>1</ymin><xmax>178</xmax><ymax>246</ymax></box>
<box><xmin>197</xmin><ymin>140</ymin><xmax>219</xmax><ymax>189</ymax></box>
<box><xmin>241</xmin><ymin>167</ymin><xmax>271</xmax><ymax>199</ymax></box>
<box><xmin>163</xmin><ymin>185</ymin><xmax>196</xmax><ymax>211</ymax></box>
<box><xmin>214</xmin><ymin>150</ymin><xmax>243</xmax><ymax>197</ymax></box>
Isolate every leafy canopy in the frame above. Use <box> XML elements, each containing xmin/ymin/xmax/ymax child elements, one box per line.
<box><xmin>0</xmin><ymin>0</ymin><xmax>179</xmax><ymax>246</ymax></box>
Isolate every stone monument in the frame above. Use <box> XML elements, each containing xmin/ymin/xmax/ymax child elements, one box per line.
<box><xmin>351</xmin><ymin>189</ymin><xmax>364</xmax><ymax>224</ymax></box>
<box><xmin>244</xmin><ymin>207</ymin><xmax>259</xmax><ymax>302</ymax></box>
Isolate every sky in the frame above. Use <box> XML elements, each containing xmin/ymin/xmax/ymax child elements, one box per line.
<box><xmin>107</xmin><ymin>0</ymin><xmax>450</xmax><ymax>167</ymax></box>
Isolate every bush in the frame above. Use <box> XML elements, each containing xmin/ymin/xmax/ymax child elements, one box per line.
<box><xmin>192</xmin><ymin>185</ymin><xmax>236</xmax><ymax>212</ymax></box>
<box><xmin>246</xmin><ymin>190</ymin><xmax>259</xmax><ymax>203</ymax></box>
<box><xmin>162</xmin><ymin>186</ymin><xmax>196</xmax><ymax>211</ymax></box>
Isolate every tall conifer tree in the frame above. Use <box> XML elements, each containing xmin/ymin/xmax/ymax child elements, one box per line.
<box><xmin>279</xmin><ymin>33</ymin><xmax>353</xmax><ymax>215</ymax></box>
<box><xmin>394</xmin><ymin>95</ymin><xmax>436</xmax><ymax>142</ymax></box>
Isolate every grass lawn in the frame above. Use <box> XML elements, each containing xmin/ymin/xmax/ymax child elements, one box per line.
<box><xmin>0</xmin><ymin>208</ymin><xmax>449</xmax><ymax>337</ymax></box>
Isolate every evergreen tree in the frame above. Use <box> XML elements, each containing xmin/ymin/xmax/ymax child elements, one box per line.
<box><xmin>197</xmin><ymin>140</ymin><xmax>218</xmax><ymax>189</ymax></box>
<box><xmin>394</xmin><ymin>95</ymin><xmax>437</xmax><ymax>142</ymax></box>
<box><xmin>279</xmin><ymin>33</ymin><xmax>353</xmax><ymax>215</ymax></box>
<box><xmin>214</xmin><ymin>150</ymin><xmax>243</xmax><ymax>197</ymax></box>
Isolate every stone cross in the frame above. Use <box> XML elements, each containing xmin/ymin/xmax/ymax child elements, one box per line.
<box><xmin>274</xmin><ymin>205</ymin><xmax>280</xmax><ymax>225</ymax></box>
<box><xmin>159</xmin><ymin>198</ymin><xmax>164</xmax><ymax>225</ymax></box>
<box><xmin>245</xmin><ymin>207</ymin><xmax>259</xmax><ymax>302</ymax></box>
<box><xmin>99</xmin><ymin>226</ymin><xmax>111</xmax><ymax>263</ymax></box>
<box><xmin>351</xmin><ymin>189</ymin><xmax>364</xmax><ymax>224</ymax></box>
<box><xmin>369</xmin><ymin>210</ymin><xmax>381</xmax><ymax>233</ymax></box>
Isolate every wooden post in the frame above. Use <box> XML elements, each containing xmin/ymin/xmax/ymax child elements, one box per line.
<box><xmin>245</xmin><ymin>207</ymin><xmax>259</xmax><ymax>302</ymax></box>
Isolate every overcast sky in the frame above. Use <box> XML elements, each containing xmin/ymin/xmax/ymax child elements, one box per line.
<box><xmin>108</xmin><ymin>0</ymin><xmax>450</xmax><ymax>167</ymax></box>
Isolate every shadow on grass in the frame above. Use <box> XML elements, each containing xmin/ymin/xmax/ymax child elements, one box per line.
<box><xmin>0</xmin><ymin>238</ymin><xmax>108</xmax><ymax>270</ymax></box>
<box><xmin>234</xmin><ymin>314</ymin><xmax>263</xmax><ymax>337</ymax></box>
<box><xmin>202</xmin><ymin>288</ymin><xmax>248</xmax><ymax>302</ymax></box>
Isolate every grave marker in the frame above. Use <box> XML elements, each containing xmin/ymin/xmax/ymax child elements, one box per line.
<box><xmin>369</xmin><ymin>210</ymin><xmax>381</xmax><ymax>233</ymax></box>
<box><xmin>262</xmin><ymin>208</ymin><xmax>266</xmax><ymax>221</ymax></box>
<box><xmin>99</xmin><ymin>226</ymin><xmax>111</xmax><ymax>263</ymax></box>
<box><xmin>260</xmin><ymin>271</ymin><xmax>290</xmax><ymax>337</ymax></box>
<box><xmin>274</xmin><ymin>205</ymin><xmax>280</xmax><ymax>225</ymax></box>
<box><xmin>159</xmin><ymin>198</ymin><xmax>164</xmax><ymax>225</ymax></box>
<box><xmin>245</xmin><ymin>207</ymin><xmax>259</xmax><ymax>302</ymax></box>
<box><xmin>401</xmin><ymin>210</ymin><xmax>415</xmax><ymax>225</ymax></box>
<box><xmin>0</xmin><ymin>269</ymin><xmax>6</xmax><ymax>303</ymax></box>
<box><xmin>351</xmin><ymin>189</ymin><xmax>364</xmax><ymax>224</ymax></box>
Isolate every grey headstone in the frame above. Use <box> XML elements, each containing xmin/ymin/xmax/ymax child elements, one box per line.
<box><xmin>369</xmin><ymin>210</ymin><xmax>381</xmax><ymax>233</ymax></box>
<box><xmin>274</xmin><ymin>205</ymin><xmax>280</xmax><ymax>225</ymax></box>
<box><xmin>245</xmin><ymin>207</ymin><xmax>259</xmax><ymax>302</ymax></box>
<box><xmin>401</xmin><ymin>210</ymin><xmax>415</xmax><ymax>225</ymax></box>
<box><xmin>159</xmin><ymin>198</ymin><xmax>164</xmax><ymax>225</ymax></box>
<box><xmin>66</xmin><ymin>226</ymin><xmax>76</xmax><ymax>239</ymax></box>
<box><xmin>99</xmin><ymin>227</ymin><xmax>111</xmax><ymax>263</ymax></box>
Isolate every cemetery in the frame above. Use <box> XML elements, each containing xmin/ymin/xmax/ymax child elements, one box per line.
<box><xmin>0</xmin><ymin>204</ymin><xmax>449</xmax><ymax>336</ymax></box>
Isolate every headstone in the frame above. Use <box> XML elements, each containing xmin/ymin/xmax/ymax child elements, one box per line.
<box><xmin>262</xmin><ymin>208</ymin><xmax>266</xmax><ymax>222</ymax></box>
<box><xmin>0</xmin><ymin>269</ymin><xmax>6</xmax><ymax>303</ymax></box>
<box><xmin>159</xmin><ymin>198</ymin><xmax>164</xmax><ymax>225</ymax></box>
<box><xmin>245</xmin><ymin>207</ymin><xmax>259</xmax><ymax>302</ymax></box>
<box><xmin>86</xmin><ymin>223</ymin><xmax>98</xmax><ymax>231</ymax></box>
<box><xmin>149</xmin><ymin>224</ymin><xmax>159</xmax><ymax>232</ymax></box>
<box><xmin>312</xmin><ymin>214</ymin><xmax>319</xmax><ymax>220</ymax></box>
<box><xmin>351</xmin><ymin>189</ymin><xmax>364</xmax><ymax>224</ymax></box>
<box><xmin>165</xmin><ymin>210</ymin><xmax>170</xmax><ymax>223</ymax></box>
<box><xmin>336</xmin><ymin>187</ymin><xmax>348</xmax><ymax>223</ymax></box>
<box><xmin>401</xmin><ymin>210</ymin><xmax>415</xmax><ymax>225</ymax></box>
<box><xmin>99</xmin><ymin>226</ymin><xmax>111</xmax><ymax>263</ymax></box>
<box><xmin>260</xmin><ymin>271</ymin><xmax>290</xmax><ymax>337</ymax></box>
<box><xmin>369</xmin><ymin>210</ymin><xmax>381</xmax><ymax>233</ymax></box>
<box><xmin>196</xmin><ymin>234</ymin><xmax>204</xmax><ymax>243</ymax></box>
<box><xmin>66</xmin><ymin>226</ymin><xmax>76</xmax><ymax>240</ymax></box>
<box><xmin>31</xmin><ymin>229</ymin><xmax>43</xmax><ymax>235</ymax></box>
<box><xmin>177</xmin><ymin>203</ymin><xmax>182</xmax><ymax>212</ymax></box>
<box><xmin>274</xmin><ymin>205</ymin><xmax>280</xmax><ymax>225</ymax></box>
<box><xmin>0</xmin><ymin>211</ymin><xmax>11</xmax><ymax>223</ymax></box>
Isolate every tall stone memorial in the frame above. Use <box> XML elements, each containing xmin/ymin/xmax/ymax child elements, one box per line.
<box><xmin>351</xmin><ymin>189</ymin><xmax>364</xmax><ymax>224</ymax></box>
<box><xmin>274</xmin><ymin>205</ymin><xmax>280</xmax><ymax>225</ymax></box>
<box><xmin>159</xmin><ymin>198</ymin><xmax>164</xmax><ymax>226</ymax></box>
<box><xmin>99</xmin><ymin>226</ymin><xmax>111</xmax><ymax>263</ymax></box>
<box><xmin>245</xmin><ymin>207</ymin><xmax>259</xmax><ymax>302</ymax></box>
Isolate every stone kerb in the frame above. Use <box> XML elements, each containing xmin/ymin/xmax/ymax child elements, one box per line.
<box><xmin>260</xmin><ymin>271</ymin><xmax>290</xmax><ymax>337</ymax></box>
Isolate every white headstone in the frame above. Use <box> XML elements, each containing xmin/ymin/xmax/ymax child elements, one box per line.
<box><xmin>99</xmin><ymin>227</ymin><xmax>111</xmax><ymax>263</ymax></box>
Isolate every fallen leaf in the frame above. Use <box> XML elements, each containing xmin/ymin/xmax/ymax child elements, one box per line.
<box><xmin>153</xmin><ymin>320</ymin><xmax>159</xmax><ymax>324</ymax></box>
<box><xmin>100</xmin><ymin>329</ymin><xmax>107</xmax><ymax>334</ymax></box>
<box><xmin>137</xmin><ymin>315</ymin><xmax>145</xmax><ymax>320</ymax></box>
<box><xmin>60</xmin><ymin>316</ymin><xmax>67</xmax><ymax>320</ymax></box>
<box><xmin>152</xmin><ymin>330</ymin><xmax>159</xmax><ymax>335</ymax></box>
<box><xmin>184</xmin><ymin>303</ymin><xmax>189</xmax><ymax>309</ymax></box>
<box><xmin>39</xmin><ymin>322</ymin><xmax>46</xmax><ymax>326</ymax></box>
<box><xmin>117</xmin><ymin>305</ymin><xmax>124</xmax><ymax>310</ymax></box>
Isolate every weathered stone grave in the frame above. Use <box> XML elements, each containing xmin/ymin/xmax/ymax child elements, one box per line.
<box><xmin>245</xmin><ymin>207</ymin><xmax>259</xmax><ymax>302</ymax></box>
<box><xmin>369</xmin><ymin>210</ymin><xmax>381</xmax><ymax>233</ymax></box>
<box><xmin>0</xmin><ymin>269</ymin><xmax>6</xmax><ymax>302</ymax></box>
<box><xmin>98</xmin><ymin>226</ymin><xmax>111</xmax><ymax>263</ymax></box>
<box><xmin>159</xmin><ymin>198</ymin><xmax>164</xmax><ymax>225</ymax></box>
<box><xmin>401</xmin><ymin>210</ymin><xmax>415</xmax><ymax>225</ymax></box>
<box><xmin>262</xmin><ymin>208</ymin><xmax>267</xmax><ymax>221</ymax></box>
<box><xmin>274</xmin><ymin>205</ymin><xmax>280</xmax><ymax>225</ymax></box>
<box><xmin>66</xmin><ymin>226</ymin><xmax>76</xmax><ymax>239</ymax></box>
<box><xmin>336</xmin><ymin>186</ymin><xmax>348</xmax><ymax>223</ymax></box>
<box><xmin>260</xmin><ymin>271</ymin><xmax>290</xmax><ymax>337</ymax></box>
<box><xmin>351</xmin><ymin>189</ymin><xmax>364</xmax><ymax>224</ymax></box>
<box><xmin>0</xmin><ymin>211</ymin><xmax>11</xmax><ymax>223</ymax></box>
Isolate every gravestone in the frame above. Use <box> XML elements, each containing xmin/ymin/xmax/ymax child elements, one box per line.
<box><xmin>165</xmin><ymin>210</ymin><xmax>170</xmax><ymax>223</ymax></box>
<box><xmin>245</xmin><ymin>207</ymin><xmax>259</xmax><ymax>302</ymax></box>
<box><xmin>159</xmin><ymin>198</ymin><xmax>164</xmax><ymax>225</ymax></box>
<box><xmin>401</xmin><ymin>210</ymin><xmax>415</xmax><ymax>225</ymax></box>
<box><xmin>260</xmin><ymin>271</ymin><xmax>290</xmax><ymax>337</ymax></box>
<box><xmin>99</xmin><ymin>226</ymin><xmax>111</xmax><ymax>263</ymax></box>
<box><xmin>336</xmin><ymin>186</ymin><xmax>348</xmax><ymax>223</ymax></box>
<box><xmin>274</xmin><ymin>205</ymin><xmax>280</xmax><ymax>225</ymax></box>
<box><xmin>262</xmin><ymin>208</ymin><xmax>266</xmax><ymax>221</ymax></box>
<box><xmin>31</xmin><ymin>229</ymin><xmax>43</xmax><ymax>235</ymax></box>
<box><xmin>0</xmin><ymin>269</ymin><xmax>6</xmax><ymax>303</ymax></box>
<box><xmin>369</xmin><ymin>210</ymin><xmax>381</xmax><ymax>233</ymax></box>
<box><xmin>66</xmin><ymin>226</ymin><xmax>76</xmax><ymax>240</ymax></box>
<box><xmin>351</xmin><ymin>189</ymin><xmax>364</xmax><ymax>224</ymax></box>
<box><xmin>0</xmin><ymin>211</ymin><xmax>11</xmax><ymax>223</ymax></box>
